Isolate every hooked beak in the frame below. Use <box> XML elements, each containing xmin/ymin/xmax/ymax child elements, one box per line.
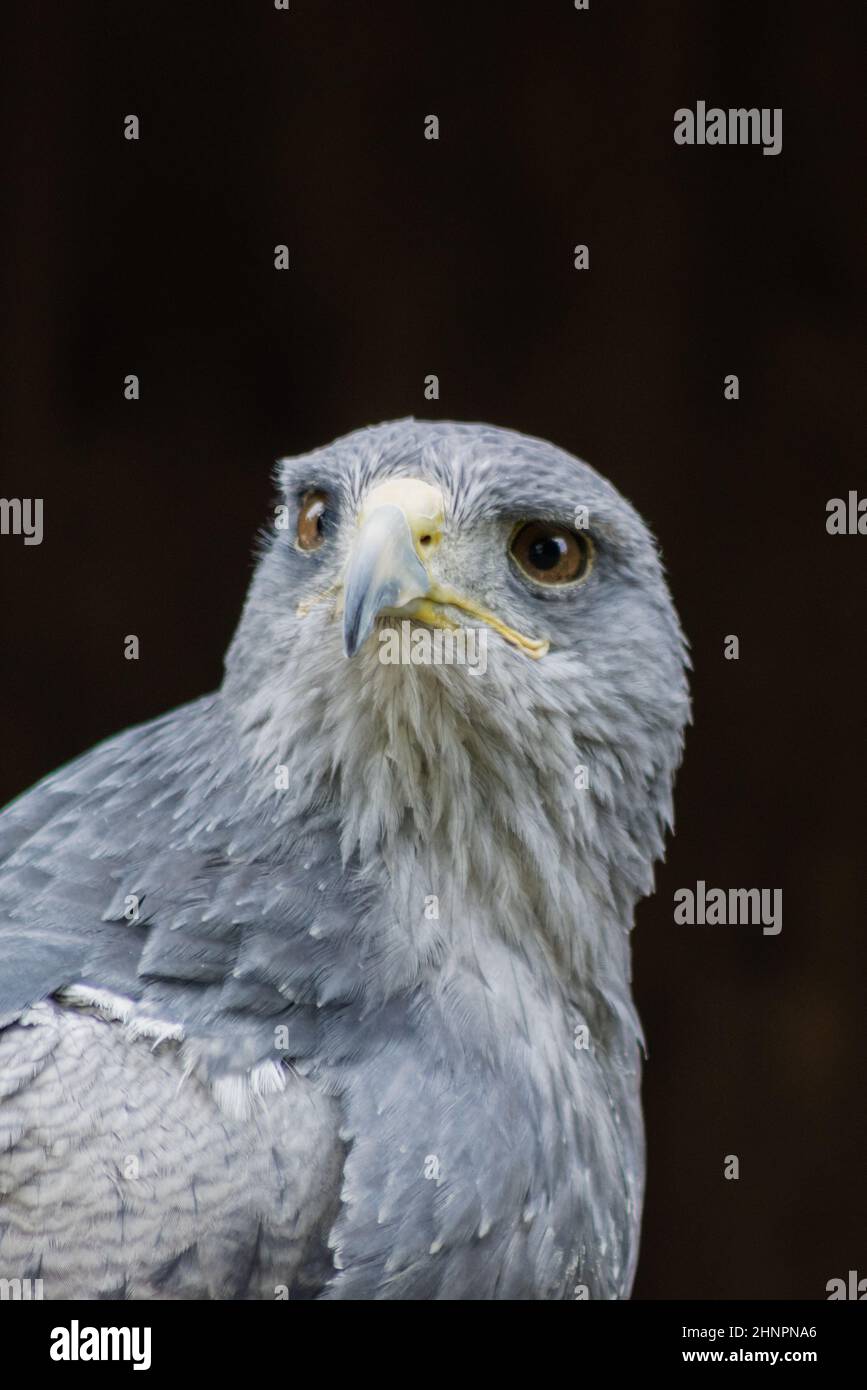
<box><xmin>341</xmin><ymin>478</ymin><xmax>549</xmax><ymax>660</ymax></box>
<box><xmin>343</xmin><ymin>500</ymin><xmax>431</xmax><ymax>657</ymax></box>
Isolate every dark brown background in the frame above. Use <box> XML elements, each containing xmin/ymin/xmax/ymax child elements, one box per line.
<box><xmin>1</xmin><ymin>1</ymin><xmax>864</xmax><ymax>1299</ymax></box>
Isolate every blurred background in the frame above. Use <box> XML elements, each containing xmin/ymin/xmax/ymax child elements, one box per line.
<box><xmin>1</xmin><ymin>0</ymin><xmax>864</xmax><ymax>1298</ymax></box>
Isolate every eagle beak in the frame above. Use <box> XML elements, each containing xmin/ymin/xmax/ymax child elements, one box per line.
<box><xmin>342</xmin><ymin>478</ymin><xmax>549</xmax><ymax>659</ymax></box>
<box><xmin>343</xmin><ymin>495</ymin><xmax>432</xmax><ymax>657</ymax></box>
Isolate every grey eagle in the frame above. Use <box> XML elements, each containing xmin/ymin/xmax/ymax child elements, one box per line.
<box><xmin>0</xmin><ymin>420</ymin><xmax>688</xmax><ymax>1299</ymax></box>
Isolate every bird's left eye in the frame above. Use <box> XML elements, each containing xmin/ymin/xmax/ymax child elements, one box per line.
<box><xmin>297</xmin><ymin>490</ymin><xmax>330</xmax><ymax>551</ymax></box>
<box><xmin>510</xmin><ymin>521</ymin><xmax>592</xmax><ymax>586</ymax></box>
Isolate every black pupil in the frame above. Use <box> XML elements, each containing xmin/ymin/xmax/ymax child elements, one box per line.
<box><xmin>529</xmin><ymin>534</ymin><xmax>567</xmax><ymax>570</ymax></box>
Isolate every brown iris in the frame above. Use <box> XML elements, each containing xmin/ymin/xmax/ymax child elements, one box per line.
<box><xmin>296</xmin><ymin>490</ymin><xmax>330</xmax><ymax>551</ymax></box>
<box><xmin>510</xmin><ymin>521</ymin><xmax>592</xmax><ymax>585</ymax></box>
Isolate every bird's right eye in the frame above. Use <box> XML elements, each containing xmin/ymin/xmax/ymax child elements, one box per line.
<box><xmin>297</xmin><ymin>490</ymin><xmax>330</xmax><ymax>551</ymax></box>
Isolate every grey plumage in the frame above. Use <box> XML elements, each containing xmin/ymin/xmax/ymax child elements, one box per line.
<box><xmin>0</xmin><ymin>420</ymin><xmax>689</xmax><ymax>1299</ymax></box>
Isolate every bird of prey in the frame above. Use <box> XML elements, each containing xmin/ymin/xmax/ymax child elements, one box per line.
<box><xmin>0</xmin><ymin>420</ymin><xmax>688</xmax><ymax>1300</ymax></box>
